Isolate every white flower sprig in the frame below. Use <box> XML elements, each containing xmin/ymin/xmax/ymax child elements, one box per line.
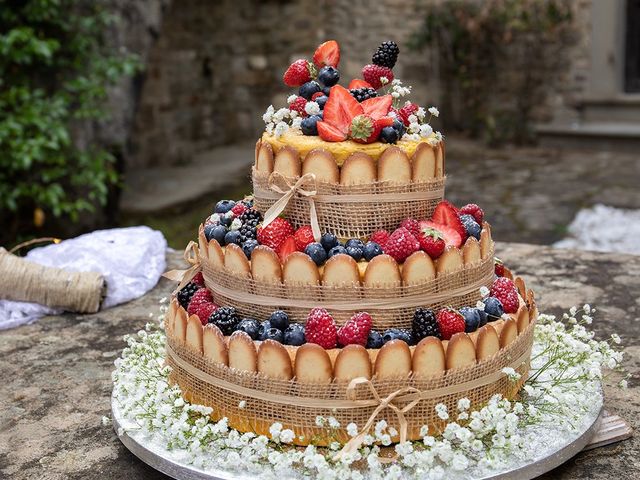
<box><xmin>262</xmin><ymin>104</ymin><xmax>302</xmax><ymax>138</ymax></box>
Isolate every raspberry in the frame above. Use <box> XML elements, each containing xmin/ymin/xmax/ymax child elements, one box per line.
<box><xmin>490</xmin><ymin>277</ymin><xmax>519</xmax><ymax>313</ymax></box>
<box><xmin>187</xmin><ymin>288</ymin><xmax>213</xmax><ymax>316</ymax></box>
<box><xmin>194</xmin><ymin>302</ymin><xmax>217</xmax><ymax>325</ymax></box>
<box><xmin>400</xmin><ymin>218</ymin><xmax>420</xmax><ymax>238</ymax></box>
<box><xmin>283</xmin><ymin>59</ymin><xmax>313</xmax><ymax>87</ymax></box>
<box><xmin>294</xmin><ymin>225</ymin><xmax>315</xmax><ymax>251</ymax></box>
<box><xmin>436</xmin><ymin>308</ymin><xmax>466</xmax><ymax>340</ymax></box>
<box><xmin>412</xmin><ymin>308</ymin><xmax>440</xmax><ymax>341</ymax></box>
<box><xmin>257</xmin><ymin>218</ymin><xmax>295</xmax><ymax>251</ymax></box>
<box><xmin>337</xmin><ymin>312</ymin><xmax>372</xmax><ymax>347</ymax></box>
<box><xmin>362</xmin><ymin>64</ymin><xmax>394</xmax><ymax>90</ymax></box>
<box><xmin>398</xmin><ymin>102</ymin><xmax>419</xmax><ymax>126</ymax></box>
<box><xmin>192</xmin><ymin>272</ymin><xmax>205</xmax><ymax>287</ymax></box>
<box><xmin>369</xmin><ymin>230</ymin><xmax>390</xmax><ymax>248</ymax></box>
<box><xmin>231</xmin><ymin>203</ymin><xmax>247</xmax><ymax>217</ymax></box>
<box><xmin>289</xmin><ymin>96</ymin><xmax>308</xmax><ymax>116</ymax></box>
<box><xmin>459</xmin><ymin>203</ymin><xmax>484</xmax><ymax>225</ymax></box>
<box><xmin>494</xmin><ymin>258</ymin><xmax>505</xmax><ymax>277</ymax></box>
<box><xmin>305</xmin><ymin>308</ymin><xmax>338</xmax><ymax>349</ymax></box>
<box><xmin>383</xmin><ymin>227</ymin><xmax>420</xmax><ymax>263</ymax></box>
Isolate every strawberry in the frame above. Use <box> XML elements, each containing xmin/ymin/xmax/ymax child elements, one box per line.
<box><xmin>194</xmin><ymin>302</ymin><xmax>218</xmax><ymax>326</ymax></box>
<box><xmin>349</xmin><ymin>114</ymin><xmax>393</xmax><ymax>144</ymax></box>
<box><xmin>418</xmin><ymin>227</ymin><xmax>446</xmax><ymax>259</ymax></box>
<box><xmin>289</xmin><ymin>96</ymin><xmax>308</xmax><ymax>116</ymax></box>
<box><xmin>431</xmin><ymin>201</ymin><xmax>466</xmax><ymax>243</ymax></box>
<box><xmin>283</xmin><ymin>59</ymin><xmax>314</xmax><ymax>87</ymax></box>
<box><xmin>418</xmin><ymin>220</ymin><xmax>462</xmax><ymax>248</ymax></box>
<box><xmin>370</xmin><ymin>230</ymin><xmax>390</xmax><ymax>247</ymax></box>
<box><xmin>192</xmin><ymin>272</ymin><xmax>205</xmax><ymax>287</ymax></box>
<box><xmin>459</xmin><ymin>203</ymin><xmax>484</xmax><ymax>225</ymax></box>
<box><xmin>362</xmin><ymin>64</ymin><xmax>394</xmax><ymax>89</ymax></box>
<box><xmin>277</xmin><ymin>236</ymin><xmax>297</xmax><ymax>262</ymax></box>
<box><xmin>257</xmin><ymin>217</ymin><xmax>295</xmax><ymax>250</ymax></box>
<box><xmin>436</xmin><ymin>308</ymin><xmax>466</xmax><ymax>340</ymax></box>
<box><xmin>384</xmin><ymin>227</ymin><xmax>420</xmax><ymax>263</ymax></box>
<box><xmin>317</xmin><ymin>121</ymin><xmax>347</xmax><ymax>142</ymax></box>
<box><xmin>490</xmin><ymin>277</ymin><xmax>519</xmax><ymax>314</ymax></box>
<box><xmin>494</xmin><ymin>258</ymin><xmax>505</xmax><ymax>277</ymax></box>
<box><xmin>361</xmin><ymin>95</ymin><xmax>393</xmax><ymax>119</ymax></box>
<box><xmin>400</xmin><ymin>218</ymin><xmax>420</xmax><ymax>238</ymax></box>
<box><xmin>187</xmin><ymin>288</ymin><xmax>213</xmax><ymax>316</ymax></box>
<box><xmin>311</xmin><ymin>92</ymin><xmax>324</xmax><ymax>101</ymax></box>
<box><xmin>231</xmin><ymin>203</ymin><xmax>247</xmax><ymax>217</ymax></box>
<box><xmin>348</xmin><ymin>79</ymin><xmax>373</xmax><ymax>89</ymax></box>
<box><xmin>305</xmin><ymin>308</ymin><xmax>338</xmax><ymax>349</ymax></box>
<box><xmin>398</xmin><ymin>102</ymin><xmax>419</xmax><ymax>126</ymax></box>
<box><xmin>323</xmin><ymin>85</ymin><xmax>363</xmax><ymax>135</ymax></box>
<box><xmin>313</xmin><ymin>40</ymin><xmax>340</xmax><ymax>68</ymax></box>
<box><xmin>337</xmin><ymin>312</ymin><xmax>372</xmax><ymax>347</ymax></box>
<box><xmin>294</xmin><ymin>225</ymin><xmax>315</xmax><ymax>251</ymax></box>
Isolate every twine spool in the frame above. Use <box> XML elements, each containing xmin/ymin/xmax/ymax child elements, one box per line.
<box><xmin>0</xmin><ymin>247</ymin><xmax>105</xmax><ymax>313</ymax></box>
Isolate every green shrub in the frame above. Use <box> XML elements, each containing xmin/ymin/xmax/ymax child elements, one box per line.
<box><xmin>0</xmin><ymin>0</ymin><xmax>139</xmax><ymax>240</ymax></box>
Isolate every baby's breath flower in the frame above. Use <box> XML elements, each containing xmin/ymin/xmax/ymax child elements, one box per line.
<box><xmin>457</xmin><ymin>398</ymin><xmax>471</xmax><ymax>411</ymax></box>
<box><xmin>611</xmin><ymin>333</ymin><xmax>621</xmax><ymax>344</ymax></box>
<box><xmin>479</xmin><ymin>286</ymin><xmax>490</xmax><ymax>297</ymax></box>
<box><xmin>238</xmin><ymin>400</ymin><xmax>246</xmax><ymax>409</ymax></box>
<box><xmin>428</xmin><ymin>106</ymin><xmax>440</xmax><ymax>117</ymax></box>
<box><xmin>435</xmin><ymin>403</ymin><xmax>449</xmax><ymax>420</ymax></box>
<box><xmin>305</xmin><ymin>101</ymin><xmax>320</xmax><ymax>116</ymax></box>
<box><xmin>346</xmin><ymin>422</ymin><xmax>359</xmax><ymax>437</ymax></box>
<box><xmin>287</xmin><ymin>94</ymin><xmax>298</xmax><ymax>104</ymax></box>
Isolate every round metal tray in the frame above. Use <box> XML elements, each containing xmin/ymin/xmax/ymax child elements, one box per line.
<box><xmin>113</xmin><ymin>397</ymin><xmax>603</xmax><ymax>480</ymax></box>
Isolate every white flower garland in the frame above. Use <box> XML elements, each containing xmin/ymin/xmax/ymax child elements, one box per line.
<box><xmin>110</xmin><ymin>303</ymin><xmax>626</xmax><ymax>479</ymax></box>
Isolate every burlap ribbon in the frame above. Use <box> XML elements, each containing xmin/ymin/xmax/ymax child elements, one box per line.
<box><xmin>262</xmin><ymin>172</ymin><xmax>321</xmax><ymax>241</ymax></box>
<box><xmin>163</xmin><ymin>241</ymin><xmax>201</xmax><ymax>292</ymax></box>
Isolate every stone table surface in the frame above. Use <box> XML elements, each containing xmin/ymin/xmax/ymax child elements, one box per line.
<box><xmin>0</xmin><ymin>244</ymin><xmax>638</xmax><ymax>479</ymax></box>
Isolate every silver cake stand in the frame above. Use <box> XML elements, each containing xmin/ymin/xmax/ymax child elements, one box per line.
<box><xmin>112</xmin><ymin>396</ymin><xmax>603</xmax><ymax>480</ymax></box>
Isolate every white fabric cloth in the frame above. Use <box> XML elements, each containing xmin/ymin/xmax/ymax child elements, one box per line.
<box><xmin>0</xmin><ymin>226</ymin><xmax>167</xmax><ymax>330</ymax></box>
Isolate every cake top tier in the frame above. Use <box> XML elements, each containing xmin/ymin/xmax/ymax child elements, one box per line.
<box><xmin>262</xmin><ymin>40</ymin><xmax>443</xmax><ymax>149</ymax></box>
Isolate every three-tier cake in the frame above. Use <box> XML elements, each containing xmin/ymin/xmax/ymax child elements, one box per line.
<box><xmin>164</xmin><ymin>40</ymin><xmax>538</xmax><ymax>449</ymax></box>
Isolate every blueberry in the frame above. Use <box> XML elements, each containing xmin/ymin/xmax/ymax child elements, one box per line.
<box><xmin>363</xmin><ymin>241</ymin><xmax>383</xmax><ymax>261</ymax></box>
<box><xmin>345</xmin><ymin>238</ymin><xmax>365</xmax><ymax>250</ymax></box>
<box><xmin>220</xmin><ymin>214</ymin><xmax>233</xmax><ymax>227</ymax></box>
<box><xmin>328</xmin><ymin>245</ymin><xmax>347</xmax><ymax>258</ymax></box>
<box><xmin>382</xmin><ymin>328</ymin><xmax>414</xmax><ymax>345</ymax></box>
<box><xmin>315</xmin><ymin>95</ymin><xmax>328</xmax><ymax>110</ymax></box>
<box><xmin>215</xmin><ymin>200</ymin><xmax>236</xmax><ymax>214</ymax></box>
<box><xmin>317</xmin><ymin>66</ymin><xmax>340</xmax><ymax>87</ymax></box>
<box><xmin>460</xmin><ymin>307</ymin><xmax>482</xmax><ymax>333</ymax></box>
<box><xmin>264</xmin><ymin>327</ymin><xmax>284</xmax><ymax>343</ymax></box>
<box><xmin>346</xmin><ymin>245</ymin><xmax>363</xmax><ymax>261</ymax></box>
<box><xmin>366</xmin><ymin>330</ymin><xmax>384</xmax><ymax>349</ymax></box>
<box><xmin>380</xmin><ymin>126</ymin><xmax>399</xmax><ymax>144</ymax></box>
<box><xmin>484</xmin><ymin>297</ymin><xmax>504</xmax><ymax>321</ymax></box>
<box><xmin>320</xmin><ymin>232</ymin><xmax>339</xmax><ymax>251</ymax></box>
<box><xmin>242</xmin><ymin>239</ymin><xmax>259</xmax><ymax>259</ymax></box>
<box><xmin>236</xmin><ymin>318</ymin><xmax>260</xmax><ymax>340</ymax></box>
<box><xmin>460</xmin><ymin>214</ymin><xmax>481</xmax><ymax>240</ymax></box>
<box><xmin>392</xmin><ymin>119</ymin><xmax>406</xmax><ymax>137</ymax></box>
<box><xmin>207</xmin><ymin>224</ymin><xmax>228</xmax><ymax>245</ymax></box>
<box><xmin>284</xmin><ymin>323</ymin><xmax>306</xmax><ymax>346</ymax></box>
<box><xmin>299</xmin><ymin>80</ymin><xmax>321</xmax><ymax>100</ymax></box>
<box><xmin>477</xmin><ymin>309</ymin><xmax>489</xmax><ymax>327</ymax></box>
<box><xmin>268</xmin><ymin>310</ymin><xmax>290</xmax><ymax>331</ymax></box>
<box><xmin>258</xmin><ymin>320</ymin><xmax>272</xmax><ymax>340</ymax></box>
<box><xmin>322</xmin><ymin>86</ymin><xmax>331</xmax><ymax>96</ymax></box>
<box><xmin>315</xmin><ymin>111</ymin><xmax>323</xmax><ymax>119</ymax></box>
<box><xmin>224</xmin><ymin>230</ymin><xmax>242</xmax><ymax>246</ymax></box>
<box><xmin>301</xmin><ymin>115</ymin><xmax>321</xmax><ymax>136</ymax></box>
<box><xmin>305</xmin><ymin>242</ymin><xmax>327</xmax><ymax>265</ymax></box>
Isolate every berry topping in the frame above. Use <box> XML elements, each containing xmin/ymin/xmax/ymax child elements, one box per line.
<box><xmin>459</xmin><ymin>307</ymin><xmax>482</xmax><ymax>333</ymax></box>
<box><xmin>301</xmin><ymin>115</ymin><xmax>322</xmax><ymax>135</ymax></box>
<box><xmin>192</xmin><ymin>272</ymin><xmax>205</xmax><ymax>287</ymax></box>
<box><xmin>363</xmin><ymin>241</ymin><xmax>383</xmax><ymax>261</ymax></box>
<box><xmin>384</xmin><ymin>227</ymin><xmax>420</xmax><ymax>263</ymax></box>
<box><xmin>366</xmin><ymin>330</ymin><xmax>384</xmax><ymax>349</ymax></box>
<box><xmin>362</xmin><ymin>64</ymin><xmax>394</xmax><ymax>89</ymax></box>
<box><xmin>236</xmin><ymin>318</ymin><xmax>260</xmax><ymax>340</ymax></box>
<box><xmin>348</xmin><ymin>78</ymin><xmax>373</xmax><ymax>90</ymax></box>
<box><xmin>215</xmin><ymin>199</ymin><xmax>236</xmax><ymax>214</ymax></box>
<box><xmin>317</xmin><ymin>65</ymin><xmax>340</xmax><ymax>87</ymax></box>
<box><xmin>345</xmin><ymin>238</ymin><xmax>365</xmax><ymax>250</ymax></box>
<box><xmin>289</xmin><ymin>96</ymin><xmax>308</xmax><ymax>116</ymax></box>
<box><xmin>382</xmin><ymin>328</ymin><xmax>414</xmax><ymax>345</ymax></box>
<box><xmin>231</xmin><ymin>202</ymin><xmax>247</xmax><ymax>217</ymax></box>
<box><xmin>435</xmin><ymin>308</ymin><xmax>466</xmax><ymax>340</ymax></box>
<box><xmin>372</xmin><ymin>41</ymin><xmax>400</xmax><ymax>68</ymax></box>
<box><xmin>283</xmin><ymin>59</ymin><xmax>315</xmax><ymax>87</ymax></box>
<box><xmin>398</xmin><ymin>102</ymin><xmax>419</xmax><ymax>126</ymax></box>
<box><xmin>242</xmin><ymin>239</ymin><xmax>259</xmax><ymax>259</ymax></box>
<box><xmin>304</xmin><ymin>242</ymin><xmax>327</xmax><ymax>265</ymax></box>
<box><xmin>379</xmin><ymin>126</ymin><xmax>398</xmax><ymax>144</ymax></box>
<box><xmin>284</xmin><ymin>323</ymin><xmax>306</xmax><ymax>346</ymax></box>
<box><xmin>208</xmin><ymin>306</ymin><xmax>240</xmax><ymax>335</ymax></box>
<box><xmin>418</xmin><ymin>220</ymin><xmax>462</xmax><ymax>249</ymax></box>
<box><xmin>412</xmin><ymin>308</ymin><xmax>440</xmax><ymax>341</ymax></box>
<box><xmin>349</xmin><ymin>114</ymin><xmax>393</xmax><ymax>144</ymax></box>
<box><xmin>490</xmin><ymin>277</ymin><xmax>519</xmax><ymax>314</ymax></box>
<box><xmin>224</xmin><ymin>230</ymin><xmax>242</xmax><ymax>246</ymax></box>
<box><xmin>430</xmin><ymin>201</ymin><xmax>467</xmax><ymax>244</ymax></box>
<box><xmin>194</xmin><ymin>302</ymin><xmax>218</xmax><ymax>326</ymax></box>
<box><xmin>277</xmin><ymin>236</ymin><xmax>297</xmax><ymax>262</ymax></box>
<box><xmin>418</xmin><ymin>227</ymin><xmax>446</xmax><ymax>259</ymax></box>
<box><xmin>299</xmin><ymin>80</ymin><xmax>322</xmax><ymax>100</ymax></box>
<box><xmin>187</xmin><ymin>288</ymin><xmax>213</xmax><ymax>316</ymax></box>
<box><xmin>321</xmin><ymin>85</ymin><xmax>362</xmax><ymax>136</ymax></box>
<box><xmin>257</xmin><ymin>217</ymin><xmax>295</xmax><ymax>250</ymax></box>
<box><xmin>459</xmin><ymin>214</ymin><xmax>481</xmax><ymax>240</ymax></box>
<box><xmin>317</xmin><ymin>121</ymin><xmax>346</xmax><ymax>141</ymax></box>
<box><xmin>305</xmin><ymin>308</ymin><xmax>338</xmax><ymax>349</ymax></box>
<box><xmin>350</xmin><ymin>87</ymin><xmax>377</xmax><ymax>102</ymax></box>
<box><xmin>327</xmin><ymin>244</ymin><xmax>348</xmax><ymax>258</ymax></box>
<box><xmin>494</xmin><ymin>258</ymin><xmax>505</xmax><ymax>277</ymax></box>
<box><xmin>315</xmin><ymin>95</ymin><xmax>328</xmax><ymax>110</ymax></box>
<box><xmin>346</xmin><ymin>245</ymin><xmax>364</xmax><ymax>261</ymax></box>
<box><xmin>263</xmin><ymin>327</ymin><xmax>284</xmax><ymax>343</ymax></box>
<box><xmin>459</xmin><ymin>203</ymin><xmax>484</xmax><ymax>225</ymax></box>
<box><xmin>337</xmin><ymin>312</ymin><xmax>373</xmax><ymax>347</ymax></box>
<box><xmin>391</xmin><ymin>119</ymin><xmax>406</xmax><ymax>137</ymax></box>
<box><xmin>294</xmin><ymin>225</ymin><xmax>316</xmax><ymax>251</ymax></box>
<box><xmin>268</xmin><ymin>310</ymin><xmax>290</xmax><ymax>331</ymax></box>
<box><xmin>361</xmin><ymin>95</ymin><xmax>393</xmax><ymax>119</ymax></box>
<box><xmin>400</xmin><ymin>218</ymin><xmax>420</xmax><ymax>238</ymax></box>
<box><xmin>258</xmin><ymin>320</ymin><xmax>272</xmax><ymax>340</ymax></box>
<box><xmin>369</xmin><ymin>229</ymin><xmax>390</xmax><ymax>247</ymax></box>
<box><xmin>320</xmin><ymin>232</ymin><xmax>339</xmax><ymax>251</ymax></box>
<box><xmin>313</xmin><ymin>40</ymin><xmax>340</xmax><ymax>68</ymax></box>
<box><xmin>177</xmin><ymin>282</ymin><xmax>199</xmax><ymax>309</ymax></box>
<box><xmin>483</xmin><ymin>297</ymin><xmax>504</xmax><ymax>320</ymax></box>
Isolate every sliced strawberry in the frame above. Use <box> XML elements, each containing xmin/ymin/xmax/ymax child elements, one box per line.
<box><xmin>313</xmin><ymin>40</ymin><xmax>340</xmax><ymax>68</ymax></box>
<box><xmin>322</xmin><ymin>85</ymin><xmax>363</xmax><ymax>135</ymax></box>
<box><xmin>348</xmin><ymin>79</ymin><xmax>373</xmax><ymax>89</ymax></box>
<box><xmin>430</xmin><ymin>201</ymin><xmax>466</xmax><ymax>242</ymax></box>
<box><xmin>317</xmin><ymin>121</ymin><xmax>347</xmax><ymax>142</ymax></box>
<box><xmin>418</xmin><ymin>220</ymin><xmax>463</xmax><ymax>248</ymax></box>
<box><xmin>277</xmin><ymin>236</ymin><xmax>297</xmax><ymax>262</ymax></box>
<box><xmin>361</xmin><ymin>95</ymin><xmax>393</xmax><ymax>120</ymax></box>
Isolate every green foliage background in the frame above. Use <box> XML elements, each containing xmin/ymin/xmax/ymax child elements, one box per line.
<box><xmin>0</xmin><ymin>0</ymin><xmax>139</xmax><ymax>242</ymax></box>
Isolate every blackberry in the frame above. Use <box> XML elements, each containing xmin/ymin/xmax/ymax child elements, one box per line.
<box><xmin>372</xmin><ymin>41</ymin><xmax>399</xmax><ymax>69</ymax></box>
<box><xmin>177</xmin><ymin>282</ymin><xmax>199</xmax><ymax>309</ymax></box>
<box><xmin>350</xmin><ymin>87</ymin><xmax>377</xmax><ymax>102</ymax></box>
<box><xmin>238</xmin><ymin>209</ymin><xmax>262</xmax><ymax>242</ymax></box>
<box><xmin>208</xmin><ymin>306</ymin><xmax>240</xmax><ymax>335</ymax></box>
<box><xmin>382</xmin><ymin>328</ymin><xmax>415</xmax><ymax>345</ymax></box>
<box><xmin>412</xmin><ymin>308</ymin><xmax>441</xmax><ymax>341</ymax></box>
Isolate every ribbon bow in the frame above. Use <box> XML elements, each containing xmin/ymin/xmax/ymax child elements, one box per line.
<box><xmin>262</xmin><ymin>172</ymin><xmax>321</xmax><ymax>242</ymax></box>
<box><xmin>334</xmin><ymin>377</ymin><xmax>421</xmax><ymax>463</ymax></box>
<box><xmin>162</xmin><ymin>240</ymin><xmax>201</xmax><ymax>292</ymax></box>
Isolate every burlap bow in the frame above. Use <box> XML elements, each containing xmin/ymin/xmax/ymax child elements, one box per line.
<box><xmin>163</xmin><ymin>240</ymin><xmax>201</xmax><ymax>292</ymax></box>
<box><xmin>262</xmin><ymin>172</ymin><xmax>321</xmax><ymax>242</ymax></box>
<box><xmin>334</xmin><ymin>377</ymin><xmax>421</xmax><ymax>463</ymax></box>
